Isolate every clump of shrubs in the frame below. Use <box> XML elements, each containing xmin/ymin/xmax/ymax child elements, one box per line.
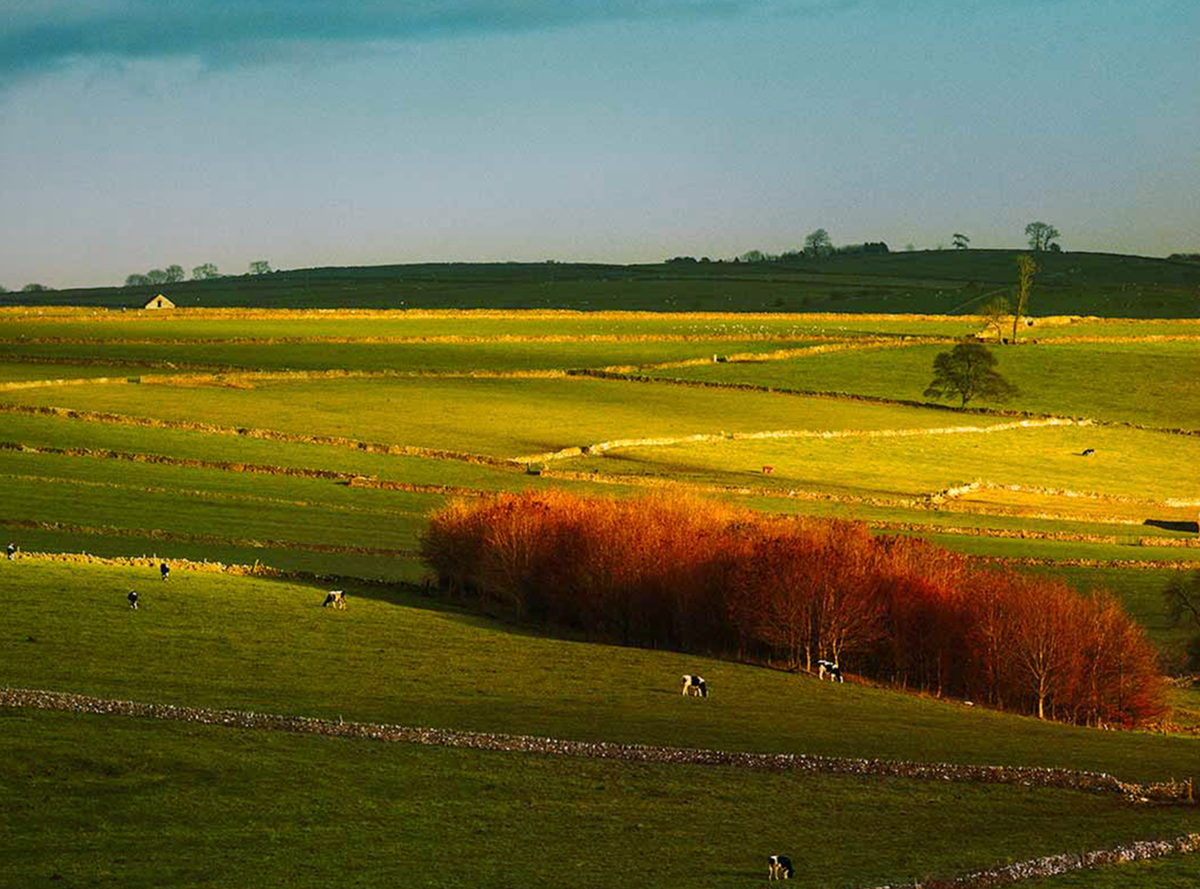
<box><xmin>421</xmin><ymin>491</ymin><xmax>1166</xmax><ymax>727</ymax></box>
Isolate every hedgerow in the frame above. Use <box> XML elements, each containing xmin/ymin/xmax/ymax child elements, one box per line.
<box><xmin>421</xmin><ymin>491</ymin><xmax>1166</xmax><ymax>727</ymax></box>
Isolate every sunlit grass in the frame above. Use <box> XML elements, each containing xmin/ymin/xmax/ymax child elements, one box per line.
<box><xmin>657</xmin><ymin>341</ymin><xmax>1200</xmax><ymax>429</ymax></box>
<box><xmin>579</xmin><ymin>423</ymin><xmax>1200</xmax><ymax>502</ymax></box>
<box><xmin>0</xmin><ymin>375</ymin><xmax>998</xmax><ymax>458</ymax></box>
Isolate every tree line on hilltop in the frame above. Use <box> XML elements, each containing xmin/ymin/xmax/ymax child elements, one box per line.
<box><xmin>122</xmin><ymin>260</ymin><xmax>272</xmax><ymax>287</ymax></box>
<box><xmin>670</xmin><ymin>220</ymin><xmax>1070</xmax><ymax>265</ymax></box>
<box><xmin>421</xmin><ymin>491</ymin><xmax>1165</xmax><ymax>728</ymax></box>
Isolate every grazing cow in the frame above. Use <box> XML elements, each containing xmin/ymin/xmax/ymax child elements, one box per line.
<box><xmin>1081</xmin><ymin>448</ymin><xmax>1096</xmax><ymax>457</ymax></box>
<box><xmin>768</xmin><ymin>855</ymin><xmax>795</xmax><ymax>880</ymax></box>
<box><xmin>762</xmin><ymin>466</ymin><xmax>775</xmax><ymax>475</ymax></box>
<box><xmin>322</xmin><ymin>590</ymin><xmax>347</xmax><ymax>610</ymax></box>
<box><xmin>127</xmin><ymin>590</ymin><xmax>139</xmax><ymax>610</ymax></box>
<box><xmin>160</xmin><ymin>562</ymin><xmax>170</xmax><ymax>581</ymax></box>
<box><xmin>817</xmin><ymin>659</ymin><xmax>843</xmax><ymax>683</ymax></box>
<box><xmin>681</xmin><ymin>674</ymin><xmax>708</xmax><ymax>697</ymax></box>
<box><xmin>5</xmin><ymin>543</ymin><xmax>14</xmax><ymax>561</ymax></box>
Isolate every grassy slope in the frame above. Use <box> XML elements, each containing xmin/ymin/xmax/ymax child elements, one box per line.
<box><xmin>1029</xmin><ymin>319</ymin><xmax>1200</xmax><ymax>338</ymax></box>
<box><xmin>656</xmin><ymin>341</ymin><xmax>1200</xmax><ymax>429</ymax></box>
<box><xmin>730</xmin><ymin>492</ymin><xmax>1194</xmax><ymax>543</ymax></box>
<box><xmin>0</xmin><ymin>311</ymin><xmax>979</xmax><ymax>340</ymax></box>
<box><xmin>890</xmin><ymin>531</ymin><xmax>1200</xmax><ymax>565</ymax></box>
<box><xmin>2</xmin><ymin>527</ymin><xmax>428</xmax><ymax>582</ymax></box>
<box><xmin>0</xmin><ymin>365</ymin><xmax>146</xmax><ymax>384</ymax></box>
<box><xmin>1</xmin><ymin>443</ymin><xmax>1196</xmax><ymax>629</ymax></box>
<box><xmin>2</xmin><ymin>300</ymin><xmax>1198</xmax><ymax>887</ymax></box>
<box><xmin>6</xmin><ymin>275</ymin><xmax>962</xmax><ymax>313</ymax></box>
<box><xmin>0</xmin><ymin>469</ymin><xmax>435</xmax><ymax>552</ymax></box>
<box><xmin>7</xmin><ymin>250</ymin><xmax>1199</xmax><ymax>315</ymax></box>
<box><xmin>0</xmin><ymin>411</ymin><xmax>526</xmax><ymax>483</ymax></box>
<box><xmin>2</xmin><ymin>560</ymin><xmax>1197</xmax><ymax>783</ymax></box>
<box><xmin>0</xmin><ymin>376</ymin><xmax>998</xmax><ymax>458</ymax></box>
<box><xmin>4</xmin><ymin>709</ymin><xmax>1195</xmax><ymax>889</ymax></box>
<box><xmin>575</xmin><ymin>423</ymin><xmax>1200</xmax><ymax>503</ymax></box>
<box><xmin>0</xmin><ymin>337</ymin><xmax>833</xmax><ymax>373</ymax></box>
<box><xmin>2</xmin><ymin>386</ymin><xmax>1196</xmax><ymax>629</ymax></box>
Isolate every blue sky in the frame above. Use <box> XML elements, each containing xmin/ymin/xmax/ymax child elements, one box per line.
<box><xmin>2</xmin><ymin>0</ymin><xmax>1198</xmax><ymax>288</ymax></box>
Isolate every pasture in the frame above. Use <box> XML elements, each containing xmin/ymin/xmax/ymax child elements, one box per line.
<box><xmin>1</xmin><ymin>295</ymin><xmax>1198</xmax><ymax>887</ymax></box>
<box><xmin>5</xmin><ymin>559</ymin><xmax>1198</xmax><ymax>779</ymax></box>
<box><xmin>0</xmin><ymin>375</ymin><xmax>1005</xmax><ymax>460</ymax></box>
<box><xmin>654</xmin><ymin>340</ymin><xmax>1200</xmax><ymax>429</ymax></box>
<box><xmin>6</xmin><ymin>709</ymin><xmax>1196</xmax><ymax>889</ymax></box>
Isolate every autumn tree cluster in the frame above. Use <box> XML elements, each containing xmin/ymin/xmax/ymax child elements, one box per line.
<box><xmin>421</xmin><ymin>492</ymin><xmax>1165</xmax><ymax>727</ymax></box>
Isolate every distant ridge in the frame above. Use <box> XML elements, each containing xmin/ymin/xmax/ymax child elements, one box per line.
<box><xmin>6</xmin><ymin>250</ymin><xmax>1199</xmax><ymax>317</ymax></box>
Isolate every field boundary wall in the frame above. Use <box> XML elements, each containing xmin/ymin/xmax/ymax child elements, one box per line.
<box><xmin>861</xmin><ymin>833</ymin><xmax>1200</xmax><ymax>889</ymax></box>
<box><xmin>517</xmin><ymin>417</ymin><xmax>1085</xmax><ymax>465</ymax></box>
<box><xmin>3</xmin><ymin>687</ymin><xmax>1195</xmax><ymax>806</ymax></box>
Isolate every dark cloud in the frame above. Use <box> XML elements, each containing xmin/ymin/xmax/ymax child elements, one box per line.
<box><xmin>2</xmin><ymin>0</ymin><xmax>803</xmax><ymax>86</ymax></box>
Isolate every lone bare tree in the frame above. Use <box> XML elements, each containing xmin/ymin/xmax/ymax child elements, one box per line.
<box><xmin>1164</xmin><ymin>571</ymin><xmax>1200</xmax><ymax>670</ymax></box>
<box><xmin>249</xmin><ymin>260</ymin><xmax>272</xmax><ymax>275</ymax></box>
<box><xmin>1011</xmin><ymin>254</ymin><xmax>1037</xmax><ymax>342</ymax></box>
<box><xmin>1024</xmin><ymin>221</ymin><xmax>1061</xmax><ymax>252</ymax></box>
<box><xmin>924</xmin><ymin>343</ymin><xmax>1018</xmax><ymax>407</ymax></box>
<box><xmin>980</xmin><ymin>296</ymin><xmax>1011</xmax><ymax>341</ymax></box>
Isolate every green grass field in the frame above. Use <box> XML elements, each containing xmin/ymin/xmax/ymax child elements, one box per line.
<box><xmin>3</xmin><ymin>560</ymin><xmax>1199</xmax><ymax>887</ymax></box>
<box><xmin>0</xmin><ymin>375</ymin><xmax>1003</xmax><ymax>459</ymax></box>
<box><xmin>3</xmin><ymin>560</ymin><xmax>1196</xmax><ymax>781</ymax></box>
<box><xmin>0</xmin><ymin>309</ymin><xmax>979</xmax><ymax>340</ymax></box>
<box><xmin>0</xmin><ymin>336</ymin><xmax>841</xmax><ymax>373</ymax></box>
<box><xmin>7</xmin><ymin>709</ymin><xmax>1196</xmax><ymax>889</ymax></box>
<box><xmin>654</xmin><ymin>341</ymin><xmax>1200</xmax><ymax>429</ymax></box>
<box><xmin>2</xmin><ymin>297</ymin><xmax>1198</xmax><ymax>888</ymax></box>
<box><xmin>567</xmin><ymin>422</ymin><xmax>1200</xmax><ymax>503</ymax></box>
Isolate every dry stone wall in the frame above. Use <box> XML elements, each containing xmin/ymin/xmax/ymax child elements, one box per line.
<box><xmin>2</xmin><ymin>687</ymin><xmax>1194</xmax><ymax>806</ymax></box>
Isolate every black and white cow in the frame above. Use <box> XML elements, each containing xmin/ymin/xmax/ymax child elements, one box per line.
<box><xmin>1081</xmin><ymin>448</ymin><xmax>1096</xmax><ymax>457</ymax></box>
<box><xmin>681</xmin><ymin>674</ymin><xmax>708</xmax><ymax>697</ymax></box>
<box><xmin>5</xmin><ymin>543</ymin><xmax>15</xmax><ymax>561</ymax></box>
<box><xmin>322</xmin><ymin>590</ymin><xmax>347</xmax><ymax>610</ymax></box>
<box><xmin>817</xmin><ymin>659</ymin><xmax>842</xmax><ymax>683</ymax></box>
<box><xmin>160</xmin><ymin>562</ymin><xmax>171</xmax><ymax>581</ymax></box>
<box><xmin>768</xmin><ymin>854</ymin><xmax>795</xmax><ymax>880</ymax></box>
<box><xmin>127</xmin><ymin>590</ymin><xmax>139</xmax><ymax>610</ymax></box>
